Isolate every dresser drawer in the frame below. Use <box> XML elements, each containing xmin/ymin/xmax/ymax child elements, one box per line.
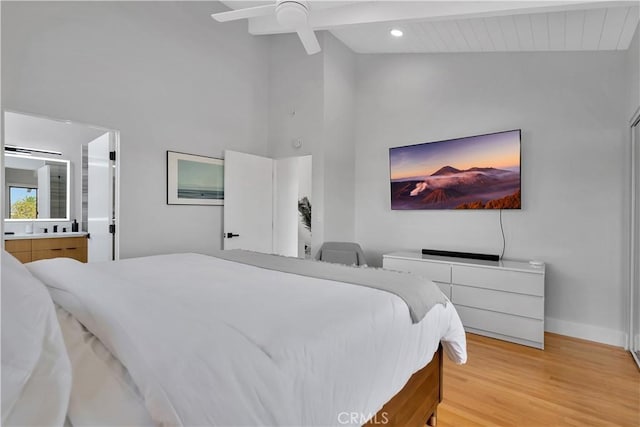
<box><xmin>32</xmin><ymin>237</ymin><xmax>87</xmax><ymax>251</ymax></box>
<box><xmin>456</xmin><ymin>305</ymin><xmax>544</xmax><ymax>344</ymax></box>
<box><xmin>452</xmin><ymin>285</ymin><xmax>543</xmax><ymax>319</ymax></box>
<box><xmin>435</xmin><ymin>281</ymin><xmax>451</xmax><ymax>299</ymax></box>
<box><xmin>383</xmin><ymin>258</ymin><xmax>451</xmax><ymax>283</ymax></box>
<box><xmin>5</xmin><ymin>239</ymin><xmax>32</xmax><ymax>253</ymax></box>
<box><xmin>452</xmin><ymin>265</ymin><xmax>543</xmax><ymax>296</ymax></box>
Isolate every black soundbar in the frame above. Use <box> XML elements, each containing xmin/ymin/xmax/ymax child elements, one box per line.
<box><xmin>421</xmin><ymin>249</ymin><xmax>499</xmax><ymax>262</ymax></box>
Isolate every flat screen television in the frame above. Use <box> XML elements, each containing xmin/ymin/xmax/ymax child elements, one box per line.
<box><xmin>389</xmin><ymin>129</ymin><xmax>521</xmax><ymax>210</ymax></box>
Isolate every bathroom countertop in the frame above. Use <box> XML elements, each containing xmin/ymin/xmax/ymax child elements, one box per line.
<box><xmin>4</xmin><ymin>232</ymin><xmax>88</xmax><ymax>241</ymax></box>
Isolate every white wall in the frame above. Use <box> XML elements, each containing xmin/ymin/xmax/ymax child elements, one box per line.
<box><xmin>354</xmin><ymin>51</ymin><xmax>630</xmax><ymax>346</ymax></box>
<box><xmin>2</xmin><ymin>1</ymin><xmax>269</xmax><ymax>258</ymax></box>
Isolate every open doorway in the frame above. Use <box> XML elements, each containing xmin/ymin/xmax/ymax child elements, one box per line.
<box><xmin>273</xmin><ymin>155</ymin><xmax>312</xmax><ymax>258</ymax></box>
<box><xmin>3</xmin><ymin>110</ymin><xmax>120</xmax><ymax>261</ymax></box>
<box><xmin>223</xmin><ymin>150</ymin><xmax>311</xmax><ymax>258</ymax></box>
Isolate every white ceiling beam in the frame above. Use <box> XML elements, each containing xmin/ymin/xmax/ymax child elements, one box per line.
<box><xmin>247</xmin><ymin>1</ymin><xmax>631</xmax><ymax>35</ymax></box>
<box><xmin>581</xmin><ymin>7</ymin><xmax>606</xmax><ymax>48</ymax></box>
<box><xmin>530</xmin><ymin>13</ymin><xmax>550</xmax><ymax>50</ymax></box>
<box><xmin>617</xmin><ymin>5</ymin><xmax>640</xmax><ymax>48</ymax></box>
<box><xmin>598</xmin><ymin>6</ymin><xmax>630</xmax><ymax>49</ymax></box>
<box><xmin>498</xmin><ymin>15</ymin><xmax>520</xmax><ymax>50</ymax></box>
<box><xmin>547</xmin><ymin>11</ymin><xmax>566</xmax><ymax>50</ymax></box>
<box><xmin>565</xmin><ymin>10</ymin><xmax>586</xmax><ymax>49</ymax></box>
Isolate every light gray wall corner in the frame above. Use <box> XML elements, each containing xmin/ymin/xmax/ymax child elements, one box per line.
<box><xmin>266</xmin><ymin>32</ymin><xmax>325</xmax><ymax>253</ymax></box>
<box><xmin>353</xmin><ymin>50</ymin><xmax>630</xmax><ymax>343</ymax></box>
<box><xmin>266</xmin><ymin>32</ymin><xmax>357</xmax><ymax>255</ymax></box>
<box><xmin>625</xmin><ymin>26</ymin><xmax>640</xmax><ymax>349</ymax></box>
<box><xmin>627</xmin><ymin>25</ymin><xmax>640</xmax><ymax>121</ymax></box>
<box><xmin>2</xmin><ymin>1</ymin><xmax>270</xmax><ymax>258</ymax></box>
<box><xmin>322</xmin><ymin>32</ymin><xmax>357</xmax><ymax>245</ymax></box>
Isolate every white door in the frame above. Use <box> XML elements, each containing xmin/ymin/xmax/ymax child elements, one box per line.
<box><xmin>223</xmin><ymin>150</ymin><xmax>273</xmax><ymax>252</ymax></box>
<box><xmin>87</xmin><ymin>133</ymin><xmax>112</xmax><ymax>262</ymax></box>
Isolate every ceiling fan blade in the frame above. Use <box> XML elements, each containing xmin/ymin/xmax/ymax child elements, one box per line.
<box><xmin>211</xmin><ymin>5</ymin><xmax>275</xmax><ymax>22</ymax></box>
<box><xmin>296</xmin><ymin>26</ymin><xmax>321</xmax><ymax>55</ymax></box>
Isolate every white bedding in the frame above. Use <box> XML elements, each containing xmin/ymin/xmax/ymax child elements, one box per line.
<box><xmin>28</xmin><ymin>253</ymin><xmax>467</xmax><ymax>426</ymax></box>
<box><xmin>1</xmin><ymin>251</ymin><xmax>71</xmax><ymax>426</ymax></box>
<box><xmin>56</xmin><ymin>306</ymin><xmax>154</xmax><ymax>426</ymax></box>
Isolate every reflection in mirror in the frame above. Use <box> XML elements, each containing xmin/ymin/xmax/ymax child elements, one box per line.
<box><xmin>4</xmin><ymin>154</ymin><xmax>70</xmax><ymax>220</ymax></box>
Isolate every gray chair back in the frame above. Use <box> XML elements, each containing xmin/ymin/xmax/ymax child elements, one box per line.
<box><xmin>315</xmin><ymin>242</ymin><xmax>367</xmax><ymax>266</ymax></box>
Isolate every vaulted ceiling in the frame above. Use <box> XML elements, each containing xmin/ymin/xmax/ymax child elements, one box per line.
<box><xmin>219</xmin><ymin>1</ymin><xmax>640</xmax><ymax>53</ymax></box>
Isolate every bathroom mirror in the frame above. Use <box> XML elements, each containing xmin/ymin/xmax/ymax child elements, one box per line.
<box><xmin>4</xmin><ymin>153</ymin><xmax>70</xmax><ymax>221</ymax></box>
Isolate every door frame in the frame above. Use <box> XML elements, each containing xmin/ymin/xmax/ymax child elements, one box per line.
<box><xmin>629</xmin><ymin>105</ymin><xmax>640</xmax><ymax>367</ymax></box>
<box><xmin>1</xmin><ymin>108</ymin><xmax>121</xmax><ymax>260</ymax></box>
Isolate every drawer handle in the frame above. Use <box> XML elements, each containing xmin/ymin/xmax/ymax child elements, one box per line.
<box><xmin>66</xmin><ymin>247</ymin><xmax>77</xmax><ymax>250</ymax></box>
<box><xmin>51</xmin><ymin>248</ymin><xmax>63</xmax><ymax>251</ymax></box>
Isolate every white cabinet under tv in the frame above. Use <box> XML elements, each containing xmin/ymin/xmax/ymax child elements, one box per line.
<box><xmin>383</xmin><ymin>252</ymin><xmax>545</xmax><ymax>349</ymax></box>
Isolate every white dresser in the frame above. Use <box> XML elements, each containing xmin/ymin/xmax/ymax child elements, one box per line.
<box><xmin>383</xmin><ymin>252</ymin><xmax>546</xmax><ymax>349</ymax></box>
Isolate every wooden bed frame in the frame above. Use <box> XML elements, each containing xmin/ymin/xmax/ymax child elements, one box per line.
<box><xmin>364</xmin><ymin>345</ymin><xmax>443</xmax><ymax>427</ymax></box>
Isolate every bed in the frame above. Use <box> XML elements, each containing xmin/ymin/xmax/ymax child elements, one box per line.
<box><xmin>1</xmin><ymin>249</ymin><xmax>466</xmax><ymax>426</ymax></box>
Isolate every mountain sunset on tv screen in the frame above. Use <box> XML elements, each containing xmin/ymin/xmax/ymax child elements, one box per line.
<box><xmin>389</xmin><ymin>130</ymin><xmax>521</xmax><ymax>210</ymax></box>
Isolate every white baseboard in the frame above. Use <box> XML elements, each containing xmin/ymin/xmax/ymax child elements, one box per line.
<box><xmin>545</xmin><ymin>317</ymin><xmax>627</xmax><ymax>348</ymax></box>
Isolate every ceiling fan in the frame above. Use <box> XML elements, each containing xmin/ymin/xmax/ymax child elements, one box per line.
<box><xmin>211</xmin><ymin>1</ymin><xmax>322</xmax><ymax>55</ymax></box>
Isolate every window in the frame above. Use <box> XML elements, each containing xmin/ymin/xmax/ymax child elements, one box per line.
<box><xmin>9</xmin><ymin>186</ymin><xmax>38</xmax><ymax>219</ymax></box>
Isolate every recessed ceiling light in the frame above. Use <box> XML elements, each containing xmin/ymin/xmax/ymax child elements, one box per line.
<box><xmin>390</xmin><ymin>28</ymin><xmax>404</xmax><ymax>38</ymax></box>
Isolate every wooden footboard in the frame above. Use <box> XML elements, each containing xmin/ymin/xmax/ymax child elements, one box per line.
<box><xmin>364</xmin><ymin>345</ymin><xmax>443</xmax><ymax>427</ymax></box>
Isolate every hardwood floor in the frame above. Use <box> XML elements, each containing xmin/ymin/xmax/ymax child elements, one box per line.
<box><xmin>438</xmin><ymin>333</ymin><xmax>639</xmax><ymax>426</ymax></box>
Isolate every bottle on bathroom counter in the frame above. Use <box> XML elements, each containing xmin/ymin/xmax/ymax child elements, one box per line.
<box><xmin>71</xmin><ymin>219</ymin><xmax>79</xmax><ymax>232</ymax></box>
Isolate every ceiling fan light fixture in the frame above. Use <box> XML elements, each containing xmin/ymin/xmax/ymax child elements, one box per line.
<box><xmin>390</xmin><ymin>28</ymin><xmax>404</xmax><ymax>38</ymax></box>
<box><xmin>276</xmin><ymin>1</ymin><xmax>309</xmax><ymax>29</ymax></box>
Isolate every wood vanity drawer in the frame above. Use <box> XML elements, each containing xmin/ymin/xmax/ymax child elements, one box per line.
<box><xmin>32</xmin><ymin>249</ymin><xmax>65</xmax><ymax>262</ymax></box>
<box><xmin>64</xmin><ymin>247</ymin><xmax>87</xmax><ymax>263</ymax></box>
<box><xmin>5</xmin><ymin>239</ymin><xmax>32</xmax><ymax>253</ymax></box>
<box><xmin>10</xmin><ymin>251</ymin><xmax>33</xmax><ymax>263</ymax></box>
<box><xmin>32</xmin><ymin>247</ymin><xmax>85</xmax><ymax>263</ymax></box>
<box><xmin>32</xmin><ymin>237</ymin><xmax>87</xmax><ymax>251</ymax></box>
<box><xmin>5</xmin><ymin>240</ymin><xmax>32</xmax><ymax>263</ymax></box>
<box><xmin>6</xmin><ymin>236</ymin><xmax>88</xmax><ymax>263</ymax></box>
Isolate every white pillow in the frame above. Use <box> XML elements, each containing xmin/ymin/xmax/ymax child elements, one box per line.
<box><xmin>1</xmin><ymin>251</ymin><xmax>71</xmax><ymax>425</ymax></box>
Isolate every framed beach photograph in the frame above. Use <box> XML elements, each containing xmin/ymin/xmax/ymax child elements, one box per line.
<box><xmin>167</xmin><ymin>151</ymin><xmax>224</xmax><ymax>205</ymax></box>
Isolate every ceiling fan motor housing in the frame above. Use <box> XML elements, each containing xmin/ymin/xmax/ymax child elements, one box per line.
<box><xmin>276</xmin><ymin>0</ymin><xmax>309</xmax><ymax>29</ymax></box>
